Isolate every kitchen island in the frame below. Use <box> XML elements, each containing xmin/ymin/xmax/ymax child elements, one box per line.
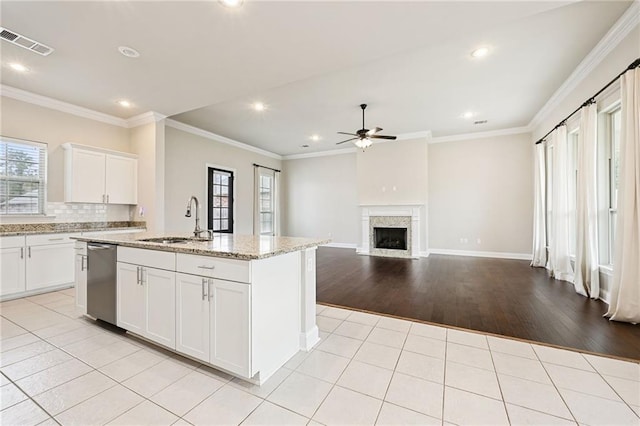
<box><xmin>75</xmin><ymin>232</ymin><xmax>328</xmax><ymax>384</ymax></box>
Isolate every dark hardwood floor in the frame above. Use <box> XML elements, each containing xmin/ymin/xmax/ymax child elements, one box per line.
<box><xmin>316</xmin><ymin>247</ymin><xmax>640</xmax><ymax>360</ymax></box>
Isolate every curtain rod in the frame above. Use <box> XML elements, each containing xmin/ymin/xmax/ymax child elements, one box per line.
<box><xmin>535</xmin><ymin>57</ymin><xmax>640</xmax><ymax>145</ymax></box>
<box><xmin>253</xmin><ymin>163</ymin><xmax>281</xmax><ymax>173</ymax></box>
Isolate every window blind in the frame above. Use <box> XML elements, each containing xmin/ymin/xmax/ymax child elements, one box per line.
<box><xmin>0</xmin><ymin>138</ymin><xmax>47</xmax><ymax>215</ymax></box>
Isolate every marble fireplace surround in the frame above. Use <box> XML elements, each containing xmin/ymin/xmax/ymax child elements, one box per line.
<box><xmin>358</xmin><ymin>205</ymin><xmax>421</xmax><ymax>259</ymax></box>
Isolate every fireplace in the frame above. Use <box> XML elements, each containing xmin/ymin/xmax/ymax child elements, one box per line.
<box><xmin>374</xmin><ymin>227</ymin><xmax>407</xmax><ymax>250</ymax></box>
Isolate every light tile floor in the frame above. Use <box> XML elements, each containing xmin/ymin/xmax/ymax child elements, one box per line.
<box><xmin>1</xmin><ymin>289</ymin><xmax>639</xmax><ymax>425</ymax></box>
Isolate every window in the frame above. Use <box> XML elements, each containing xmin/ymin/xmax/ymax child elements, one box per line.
<box><xmin>207</xmin><ymin>167</ymin><xmax>234</xmax><ymax>233</ymax></box>
<box><xmin>259</xmin><ymin>172</ymin><xmax>274</xmax><ymax>235</ymax></box>
<box><xmin>0</xmin><ymin>137</ymin><xmax>47</xmax><ymax>215</ymax></box>
<box><xmin>608</xmin><ymin>108</ymin><xmax>621</xmax><ymax>263</ymax></box>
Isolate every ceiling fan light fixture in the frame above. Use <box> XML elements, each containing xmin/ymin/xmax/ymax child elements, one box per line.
<box><xmin>354</xmin><ymin>138</ymin><xmax>373</xmax><ymax>149</ymax></box>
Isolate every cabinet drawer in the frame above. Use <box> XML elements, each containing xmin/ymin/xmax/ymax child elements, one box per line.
<box><xmin>0</xmin><ymin>235</ymin><xmax>25</xmax><ymax>249</ymax></box>
<box><xmin>118</xmin><ymin>247</ymin><xmax>176</xmax><ymax>271</ymax></box>
<box><xmin>26</xmin><ymin>233</ymin><xmax>80</xmax><ymax>246</ymax></box>
<box><xmin>177</xmin><ymin>254</ymin><xmax>251</xmax><ymax>283</ymax></box>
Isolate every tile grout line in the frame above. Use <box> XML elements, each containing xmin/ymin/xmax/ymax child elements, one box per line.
<box><xmin>533</xmin><ymin>346</ymin><xmax>580</xmax><ymax>423</ymax></box>
<box><xmin>487</xmin><ymin>336</ymin><xmax>512</xmax><ymax>425</ymax></box>
<box><xmin>440</xmin><ymin>328</ymin><xmax>448</xmax><ymax>426</ymax></box>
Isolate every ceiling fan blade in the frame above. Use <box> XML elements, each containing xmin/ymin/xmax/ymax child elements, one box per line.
<box><xmin>337</xmin><ymin>132</ymin><xmax>358</xmax><ymax>136</ymax></box>
<box><xmin>336</xmin><ymin>137</ymin><xmax>358</xmax><ymax>145</ymax></box>
<box><xmin>369</xmin><ymin>135</ymin><xmax>397</xmax><ymax>140</ymax></box>
<box><xmin>367</xmin><ymin>127</ymin><xmax>383</xmax><ymax>135</ymax></box>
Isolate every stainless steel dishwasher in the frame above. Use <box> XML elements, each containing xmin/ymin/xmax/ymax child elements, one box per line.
<box><xmin>87</xmin><ymin>243</ymin><xmax>117</xmax><ymax>325</ymax></box>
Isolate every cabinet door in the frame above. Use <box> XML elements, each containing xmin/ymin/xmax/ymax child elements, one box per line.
<box><xmin>210</xmin><ymin>279</ymin><xmax>251</xmax><ymax>377</ymax></box>
<box><xmin>144</xmin><ymin>267</ymin><xmax>176</xmax><ymax>349</ymax></box>
<box><xmin>26</xmin><ymin>243</ymin><xmax>75</xmax><ymax>290</ymax></box>
<box><xmin>117</xmin><ymin>262</ymin><xmax>145</xmax><ymax>334</ymax></box>
<box><xmin>68</xmin><ymin>149</ymin><xmax>106</xmax><ymax>203</ymax></box>
<box><xmin>75</xmin><ymin>254</ymin><xmax>87</xmax><ymax>314</ymax></box>
<box><xmin>105</xmin><ymin>155</ymin><xmax>137</xmax><ymax>204</ymax></box>
<box><xmin>0</xmin><ymin>247</ymin><xmax>26</xmax><ymax>296</ymax></box>
<box><xmin>176</xmin><ymin>273</ymin><xmax>210</xmax><ymax>362</ymax></box>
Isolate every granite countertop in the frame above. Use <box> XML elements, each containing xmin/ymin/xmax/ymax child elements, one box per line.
<box><xmin>0</xmin><ymin>221</ymin><xmax>146</xmax><ymax>237</ymax></box>
<box><xmin>74</xmin><ymin>231</ymin><xmax>330</xmax><ymax>260</ymax></box>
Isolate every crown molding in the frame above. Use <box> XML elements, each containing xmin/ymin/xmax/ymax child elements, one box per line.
<box><xmin>283</xmin><ymin>147</ymin><xmax>357</xmax><ymax>160</ymax></box>
<box><xmin>428</xmin><ymin>126</ymin><xmax>531</xmax><ymax>144</ymax></box>
<box><xmin>165</xmin><ymin>119</ymin><xmax>282</xmax><ymax>160</ymax></box>
<box><xmin>528</xmin><ymin>1</ymin><xmax>640</xmax><ymax>131</ymax></box>
<box><xmin>1</xmin><ymin>84</ymin><xmax>129</xmax><ymax>127</ymax></box>
<box><xmin>396</xmin><ymin>130</ymin><xmax>433</xmax><ymax>141</ymax></box>
<box><xmin>126</xmin><ymin>111</ymin><xmax>167</xmax><ymax>128</ymax></box>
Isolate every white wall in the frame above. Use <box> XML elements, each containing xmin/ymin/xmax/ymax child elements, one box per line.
<box><xmin>130</xmin><ymin>121</ymin><xmax>165</xmax><ymax>232</ymax></box>
<box><xmin>532</xmin><ymin>26</ymin><xmax>640</xmax><ymax>140</ymax></box>
<box><xmin>282</xmin><ymin>153</ymin><xmax>358</xmax><ymax>243</ymax></box>
<box><xmin>164</xmin><ymin>125</ymin><xmax>282</xmax><ymax>235</ymax></box>
<box><xmin>428</xmin><ymin>132</ymin><xmax>533</xmax><ymax>255</ymax></box>
<box><xmin>0</xmin><ymin>96</ymin><xmax>131</xmax><ymax>203</ymax></box>
<box><xmin>357</xmin><ymin>138</ymin><xmax>429</xmax><ymax>251</ymax></box>
<box><xmin>0</xmin><ymin>96</ymin><xmax>133</xmax><ymax>223</ymax></box>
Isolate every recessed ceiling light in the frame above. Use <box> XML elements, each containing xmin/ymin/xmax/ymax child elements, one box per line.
<box><xmin>219</xmin><ymin>0</ymin><xmax>243</xmax><ymax>7</ymax></box>
<box><xmin>252</xmin><ymin>102</ymin><xmax>266</xmax><ymax>112</ymax></box>
<box><xmin>462</xmin><ymin>111</ymin><xmax>475</xmax><ymax>119</ymax></box>
<box><xmin>117</xmin><ymin>100</ymin><xmax>132</xmax><ymax>108</ymax></box>
<box><xmin>9</xmin><ymin>62</ymin><xmax>29</xmax><ymax>72</ymax></box>
<box><xmin>118</xmin><ymin>46</ymin><xmax>140</xmax><ymax>58</ymax></box>
<box><xmin>309</xmin><ymin>134</ymin><xmax>321</xmax><ymax>142</ymax></box>
<box><xmin>471</xmin><ymin>47</ymin><xmax>490</xmax><ymax>58</ymax></box>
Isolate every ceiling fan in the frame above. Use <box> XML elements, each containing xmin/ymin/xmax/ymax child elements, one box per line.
<box><xmin>336</xmin><ymin>104</ymin><xmax>397</xmax><ymax>149</ymax></box>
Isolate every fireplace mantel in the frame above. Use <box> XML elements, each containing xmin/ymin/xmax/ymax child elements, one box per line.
<box><xmin>358</xmin><ymin>205</ymin><xmax>421</xmax><ymax>259</ymax></box>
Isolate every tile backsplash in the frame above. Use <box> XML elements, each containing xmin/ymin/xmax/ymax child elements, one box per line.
<box><xmin>47</xmin><ymin>202</ymin><xmax>132</xmax><ymax>222</ymax></box>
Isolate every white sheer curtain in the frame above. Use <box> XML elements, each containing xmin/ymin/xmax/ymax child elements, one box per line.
<box><xmin>531</xmin><ymin>143</ymin><xmax>547</xmax><ymax>267</ymax></box>
<box><xmin>547</xmin><ymin>125</ymin><xmax>574</xmax><ymax>282</ymax></box>
<box><xmin>574</xmin><ymin>103</ymin><xmax>600</xmax><ymax>298</ymax></box>
<box><xmin>606</xmin><ymin>67</ymin><xmax>640</xmax><ymax>323</ymax></box>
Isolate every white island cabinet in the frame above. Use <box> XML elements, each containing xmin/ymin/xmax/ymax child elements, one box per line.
<box><xmin>117</xmin><ymin>247</ymin><xmax>176</xmax><ymax>348</ymax></box>
<box><xmin>75</xmin><ymin>232</ymin><xmax>325</xmax><ymax>384</ymax></box>
<box><xmin>110</xmin><ymin>245</ymin><xmax>304</xmax><ymax>383</ymax></box>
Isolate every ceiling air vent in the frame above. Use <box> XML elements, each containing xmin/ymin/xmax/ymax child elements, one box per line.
<box><xmin>474</xmin><ymin>120</ymin><xmax>488</xmax><ymax>125</ymax></box>
<box><xmin>0</xmin><ymin>27</ymin><xmax>54</xmax><ymax>56</ymax></box>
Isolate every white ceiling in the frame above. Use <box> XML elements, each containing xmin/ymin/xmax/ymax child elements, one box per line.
<box><xmin>0</xmin><ymin>1</ymin><xmax>632</xmax><ymax>155</ymax></box>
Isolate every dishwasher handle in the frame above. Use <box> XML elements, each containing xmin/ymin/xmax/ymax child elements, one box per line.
<box><xmin>88</xmin><ymin>244</ymin><xmax>113</xmax><ymax>250</ymax></box>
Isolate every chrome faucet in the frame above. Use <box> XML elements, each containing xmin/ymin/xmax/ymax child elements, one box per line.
<box><xmin>185</xmin><ymin>196</ymin><xmax>213</xmax><ymax>240</ymax></box>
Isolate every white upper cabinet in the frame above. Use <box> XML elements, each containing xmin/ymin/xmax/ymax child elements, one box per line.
<box><xmin>63</xmin><ymin>143</ymin><xmax>137</xmax><ymax>205</ymax></box>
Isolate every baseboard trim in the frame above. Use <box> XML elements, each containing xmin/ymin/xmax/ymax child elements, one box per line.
<box><xmin>323</xmin><ymin>242</ymin><xmax>358</xmax><ymax>249</ymax></box>
<box><xmin>419</xmin><ymin>251</ymin><xmax>430</xmax><ymax>258</ymax></box>
<box><xmin>428</xmin><ymin>249</ymin><xmax>532</xmax><ymax>261</ymax></box>
<box><xmin>599</xmin><ymin>288</ymin><xmax>611</xmax><ymax>305</ymax></box>
<box><xmin>299</xmin><ymin>326</ymin><xmax>320</xmax><ymax>351</ymax></box>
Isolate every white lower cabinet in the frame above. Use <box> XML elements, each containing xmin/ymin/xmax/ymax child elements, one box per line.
<box><xmin>26</xmin><ymin>243</ymin><xmax>75</xmax><ymax>290</ymax></box>
<box><xmin>144</xmin><ymin>267</ymin><xmax>176</xmax><ymax>348</ymax></box>
<box><xmin>74</xmin><ymin>242</ymin><xmax>87</xmax><ymax>314</ymax></box>
<box><xmin>1</xmin><ymin>234</ymin><xmax>77</xmax><ymax>298</ymax></box>
<box><xmin>175</xmin><ymin>273</ymin><xmax>250</xmax><ymax>376</ymax></box>
<box><xmin>0</xmin><ymin>237</ymin><xmax>26</xmax><ymax>296</ymax></box>
<box><xmin>117</xmin><ymin>262</ymin><xmax>145</xmax><ymax>335</ymax></box>
<box><xmin>210</xmin><ymin>279</ymin><xmax>251</xmax><ymax>377</ymax></box>
<box><xmin>176</xmin><ymin>273</ymin><xmax>210</xmax><ymax>362</ymax></box>
<box><xmin>117</xmin><ymin>261</ymin><xmax>175</xmax><ymax>348</ymax></box>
